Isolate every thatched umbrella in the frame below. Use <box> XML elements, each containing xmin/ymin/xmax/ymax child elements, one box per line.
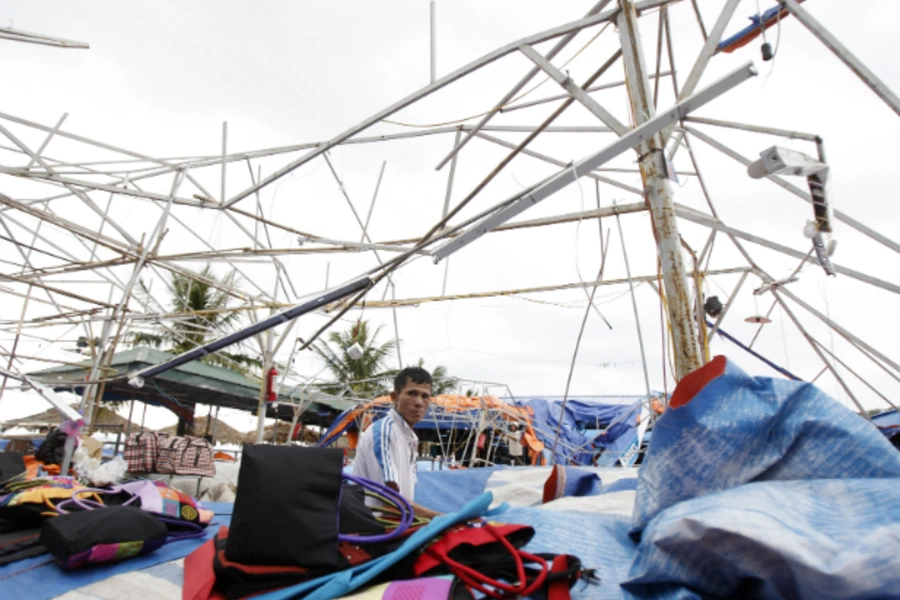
<box><xmin>1</xmin><ymin>403</ymin><xmax>140</xmax><ymax>434</ymax></box>
<box><xmin>158</xmin><ymin>416</ymin><xmax>245</xmax><ymax>445</ymax></box>
<box><xmin>242</xmin><ymin>423</ymin><xmax>320</xmax><ymax>445</ymax></box>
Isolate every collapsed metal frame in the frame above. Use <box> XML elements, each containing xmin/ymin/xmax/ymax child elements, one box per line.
<box><xmin>1</xmin><ymin>0</ymin><xmax>899</xmax><ymax>439</ymax></box>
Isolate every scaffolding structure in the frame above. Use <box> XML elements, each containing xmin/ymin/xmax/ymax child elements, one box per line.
<box><xmin>1</xmin><ymin>0</ymin><xmax>899</xmax><ymax>437</ymax></box>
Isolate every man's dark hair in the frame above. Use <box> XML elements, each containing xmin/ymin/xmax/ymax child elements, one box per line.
<box><xmin>394</xmin><ymin>366</ymin><xmax>433</xmax><ymax>393</ymax></box>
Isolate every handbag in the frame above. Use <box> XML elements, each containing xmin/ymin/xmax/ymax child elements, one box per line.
<box><xmin>57</xmin><ymin>479</ymin><xmax>213</xmax><ymax>540</ymax></box>
<box><xmin>225</xmin><ymin>445</ymin><xmax>413</xmax><ymax>569</ymax></box>
<box><xmin>40</xmin><ymin>505</ymin><xmax>168</xmax><ymax>569</ymax></box>
<box><xmin>124</xmin><ymin>431</ymin><xmax>160</xmax><ymax>473</ymax></box>
<box><xmin>0</xmin><ymin>477</ymin><xmax>101</xmax><ymax>533</ymax></box>
<box><xmin>225</xmin><ymin>445</ymin><xmax>348</xmax><ymax>568</ymax></box>
<box><xmin>158</xmin><ymin>435</ymin><xmax>216</xmax><ymax>477</ymax></box>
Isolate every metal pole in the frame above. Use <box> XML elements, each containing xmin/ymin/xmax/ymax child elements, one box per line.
<box><xmin>679</xmin><ymin>0</ymin><xmax>742</xmax><ymax>99</ymax></box>
<box><xmin>441</xmin><ymin>129</ymin><xmax>462</xmax><ymax>296</ymax></box>
<box><xmin>773</xmin><ymin>283</ymin><xmax>900</xmax><ymax>376</ymax></box>
<box><xmin>25</xmin><ymin>113</ymin><xmax>68</xmax><ymax>170</ymax></box>
<box><xmin>781</xmin><ymin>0</ymin><xmax>900</xmax><ymax>117</ymax></box>
<box><xmin>390</xmin><ymin>284</ymin><xmax>403</xmax><ymax>367</ymax></box>
<box><xmin>771</xmin><ymin>291</ymin><xmax>869</xmax><ymax>418</ymax></box>
<box><xmin>0</xmin><ymin>285</ymin><xmax>32</xmax><ymax>403</ymax></box>
<box><xmin>211</xmin><ymin>406</ymin><xmax>220</xmax><ymax>443</ymax></box>
<box><xmin>707</xmin><ymin>270</ymin><xmax>749</xmax><ymax>339</ymax></box>
<box><xmin>361</xmin><ymin>162</ymin><xmax>387</xmax><ymax>244</ymax></box>
<box><xmin>125</xmin><ymin>398</ymin><xmax>135</xmax><ymax>439</ymax></box>
<box><xmin>686</xmin><ymin>126</ymin><xmax>900</xmax><ymax>256</ymax></box>
<box><xmin>674</xmin><ymin>203</ymin><xmax>900</xmax><ymax>295</ymax></box>
<box><xmin>683</xmin><ymin>116</ymin><xmax>818</xmax><ymax>141</ymax></box>
<box><xmin>256</xmin><ymin>313</ymin><xmax>275</xmax><ymax>444</ymax></box>
<box><xmin>614</xmin><ymin>203</ymin><xmax>653</xmax><ymax>398</ymax></box>
<box><xmin>617</xmin><ymin>0</ymin><xmax>702</xmax><ymax>379</ymax></box>
<box><xmin>433</xmin><ymin>0</ymin><xmax>617</xmax><ymax>170</ymax></box>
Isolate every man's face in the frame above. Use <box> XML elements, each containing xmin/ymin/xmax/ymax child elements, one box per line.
<box><xmin>391</xmin><ymin>380</ymin><xmax>432</xmax><ymax>427</ymax></box>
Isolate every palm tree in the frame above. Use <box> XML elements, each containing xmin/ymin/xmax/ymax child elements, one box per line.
<box><xmin>312</xmin><ymin>319</ymin><xmax>397</xmax><ymax>397</ymax></box>
<box><xmin>128</xmin><ymin>265</ymin><xmax>261</xmax><ymax>374</ymax></box>
<box><xmin>415</xmin><ymin>358</ymin><xmax>458</xmax><ymax>395</ymax></box>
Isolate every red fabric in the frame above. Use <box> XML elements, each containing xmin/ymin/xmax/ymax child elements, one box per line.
<box><xmin>670</xmin><ymin>355</ymin><xmax>727</xmax><ymax>409</ymax></box>
<box><xmin>183</xmin><ymin>530</ymin><xmax>225</xmax><ymax>600</ymax></box>
<box><xmin>547</xmin><ymin>555</ymin><xmax>573</xmax><ymax>600</ymax></box>
<box><xmin>542</xmin><ymin>465</ymin><xmax>564</xmax><ymax>504</ymax></box>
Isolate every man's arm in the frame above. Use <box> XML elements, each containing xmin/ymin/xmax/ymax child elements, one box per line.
<box><xmin>384</xmin><ymin>481</ymin><xmax>442</xmax><ymax>519</ymax></box>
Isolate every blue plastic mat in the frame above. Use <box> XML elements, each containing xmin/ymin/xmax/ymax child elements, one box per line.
<box><xmin>414</xmin><ymin>466</ymin><xmax>498</xmax><ymax>513</ymax></box>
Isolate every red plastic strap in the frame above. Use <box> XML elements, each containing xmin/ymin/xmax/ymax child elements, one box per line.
<box><xmin>429</xmin><ymin>526</ymin><xmax>548</xmax><ymax>599</ymax></box>
<box><xmin>547</xmin><ymin>555</ymin><xmax>574</xmax><ymax>600</ymax></box>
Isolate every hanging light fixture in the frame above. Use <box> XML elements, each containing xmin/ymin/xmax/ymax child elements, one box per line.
<box><xmin>704</xmin><ymin>296</ymin><xmax>724</xmax><ymax>318</ymax></box>
<box><xmin>745</xmin><ymin>315</ymin><xmax>772</xmax><ymax>324</ymax></box>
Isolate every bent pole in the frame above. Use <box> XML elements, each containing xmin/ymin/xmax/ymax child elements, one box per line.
<box><xmin>127</xmin><ymin>276</ymin><xmax>373</xmax><ymax>388</ymax></box>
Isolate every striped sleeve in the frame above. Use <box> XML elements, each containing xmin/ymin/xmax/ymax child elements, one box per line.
<box><xmin>372</xmin><ymin>416</ymin><xmax>396</xmax><ymax>483</ymax></box>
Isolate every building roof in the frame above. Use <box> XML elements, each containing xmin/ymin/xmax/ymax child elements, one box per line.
<box><xmin>27</xmin><ymin>347</ymin><xmax>356</xmax><ymax>424</ymax></box>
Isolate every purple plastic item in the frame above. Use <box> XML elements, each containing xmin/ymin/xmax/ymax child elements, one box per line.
<box><xmin>382</xmin><ymin>577</ymin><xmax>455</xmax><ymax>599</ymax></box>
<box><xmin>339</xmin><ymin>474</ymin><xmax>414</xmax><ymax>544</ymax></box>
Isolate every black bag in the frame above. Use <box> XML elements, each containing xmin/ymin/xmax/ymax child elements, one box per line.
<box><xmin>225</xmin><ymin>445</ymin><xmax>346</xmax><ymax>568</ymax></box>
<box><xmin>35</xmin><ymin>429</ymin><xmax>68</xmax><ymax>466</ymax></box>
<box><xmin>0</xmin><ymin>528</ymin><xmax>45</xmax><ymax>566</ymax></box>
<box><xmin>40</xmin><ymin>505</ymin><xmax>168</xmax><ymax>569</ymax></box>
<box><xmin>0</xmin><ymin>451</ymin><xmax>25</xmax><ymax>482</ymax></box>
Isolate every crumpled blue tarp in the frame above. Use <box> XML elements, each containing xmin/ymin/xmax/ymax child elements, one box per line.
<box><xmin>624</xmin><ymin>355</ymin><xmax>900</xmax><ymax>599</ymax></box>
<box><xmin>514</xmin><ymin>397</ymin><xmax>642</xmax><ymax>465</ymax></box>
<box><xmin>625</xmin><ymin>479</ymin><xmax>900</xmax><ymax>600</ymax></box>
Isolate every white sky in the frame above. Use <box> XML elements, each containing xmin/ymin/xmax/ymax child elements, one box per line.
<box><xmin>1</xmin><ymin>0</ymin><xmax>900</xmax><ymax>429</ymax></box>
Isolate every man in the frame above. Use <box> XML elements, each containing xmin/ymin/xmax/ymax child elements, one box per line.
<box><xmin>354</xmin><ymin>366</ymin><xmax>441</xmax><ymax>518</ymax></box>
<box><xmin>506</xmin><ymin>423</ymin><xmax>524</xmax><ymax>465</ymax></box>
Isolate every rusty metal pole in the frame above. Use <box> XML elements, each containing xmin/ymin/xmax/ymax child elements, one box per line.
<box><xmin>616</xmin><ymin>0</ymin><xmax>701</xmax><ymax>379</ymax></box>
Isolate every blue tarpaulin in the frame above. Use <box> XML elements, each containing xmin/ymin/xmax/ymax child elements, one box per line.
<box><xmin>513</xmin><ymin>397</ymin><xmax>643</xmax><ymax>465</ymax></box>
<box><xmin>422</xmin><ymin>357</ymin><xmax>900</xmax><ymax>599</ymax></box>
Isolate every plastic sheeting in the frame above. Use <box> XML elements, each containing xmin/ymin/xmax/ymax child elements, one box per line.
<box><xmin>418</xmin><ymin>357</ymin><xmax>900</xmax><ymax>599</ymax></box>
<box><xmin>626</xmin><ymin>355</ymin><xmax>900</xmax><ymax>599</ymax></box>
<box><xmin>513</xmin><ymin>397</ymin><xmax>642</xmax><ymax>465</ymax></box>
<box><xmin>632</xmin><ymin>355</ymin><xmax>900</xmax><ymax>531</ymax></box>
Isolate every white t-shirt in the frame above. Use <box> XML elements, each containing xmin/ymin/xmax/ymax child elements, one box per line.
<box><xmin>507</xmin><ymin>431</ymin><xmax>523</xmax><ymax>456</ymax></box>
<box><xmin>354</xmin><ymin>408</ymin><xmax>419</xmax><ymax>502</ymax></box>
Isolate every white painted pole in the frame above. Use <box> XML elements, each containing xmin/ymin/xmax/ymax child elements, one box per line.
<box><xmin>617</xmin><ymin>0</ymin><xmax>702</xmax><ymax>379</ymax></box>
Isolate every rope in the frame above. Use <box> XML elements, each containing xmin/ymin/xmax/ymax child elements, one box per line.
<box><xmin>614</xmin><ymin>200</ymin><xmax>652</xmax><ymax>399</ymax></box>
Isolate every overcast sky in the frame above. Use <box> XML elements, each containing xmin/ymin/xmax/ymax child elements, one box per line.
<box><xmin>1</xmin><ymin>0</ymin><xmax>899</xmax><ymax>430</ymax></box>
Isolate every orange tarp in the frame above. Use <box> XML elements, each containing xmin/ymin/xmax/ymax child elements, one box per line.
<box><xmin>321</xmin><ymin>395</ymin><xmax>545</xmax><ymax>460</ymax></box>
